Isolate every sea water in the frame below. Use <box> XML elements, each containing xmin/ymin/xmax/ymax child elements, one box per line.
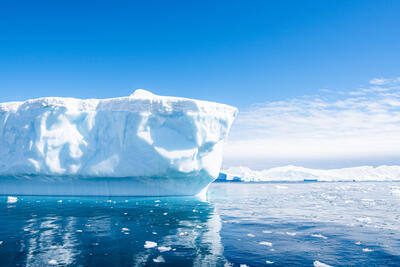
<box><xmin>1</xmin><ymin>182</ymin><xmax>400</xmax><ymax>266</ymax></box>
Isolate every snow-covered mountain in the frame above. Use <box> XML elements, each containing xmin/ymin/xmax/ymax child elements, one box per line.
<box><xmin>221</xmin><ymin>165</ymin><xmax>400</xmax><ymax>182</ymax></box>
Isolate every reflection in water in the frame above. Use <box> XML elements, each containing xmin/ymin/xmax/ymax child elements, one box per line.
<box><xmin>24</xmin><ymin>216</ymin><xmax>78</xmax><ymax>266</ymax></box>
<box><xmin>2</xmin><ymin>183</ymin><xmax>400</xmax><ymax>266</ymax></box>
<box><xmin>210</xmin><ymin>182</ymin><xmax>400</xmax><ymax>266</ymax></box>
<box><xmin>0</xmin><ymin>196</ymin><xmax>227</xmax><ymax>266</ymax></box>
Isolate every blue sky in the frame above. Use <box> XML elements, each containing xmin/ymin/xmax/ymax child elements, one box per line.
<box><xmin>1</xmin><ymin>1</ymin><xmax>400</xmax><ymax>169</ymax></box>
<box><xmin>1</xmin><ymin>0</ymin><xmax>399</xmax><ymax>108</ymax></box>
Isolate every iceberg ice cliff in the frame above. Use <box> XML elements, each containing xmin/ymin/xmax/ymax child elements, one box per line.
<box><xmin>0</xmin><ymin>89</ymin><xmax>237</xmax><ymax>196</ymax></box>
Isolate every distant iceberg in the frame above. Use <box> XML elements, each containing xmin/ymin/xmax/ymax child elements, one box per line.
<box><xmin>0</xmin><ymin>90</ymin><xmax>237</xmax><ymax>196</ymax></box>
<box><xmin>222</xmin><ymin>165</ymin><xmax>400</xmax><ymax>182</ymax></box>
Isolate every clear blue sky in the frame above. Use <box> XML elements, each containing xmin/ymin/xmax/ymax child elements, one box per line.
<box><xmin>1</xmin><ymin>0</ymin><xmax>399</xmax><ymax>109</ymax></box>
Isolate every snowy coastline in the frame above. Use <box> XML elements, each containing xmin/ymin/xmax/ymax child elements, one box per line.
<box><xmin>220</xmin><ymin>165</ymin><xmax>400</xmax><ymax>182</ymax></box>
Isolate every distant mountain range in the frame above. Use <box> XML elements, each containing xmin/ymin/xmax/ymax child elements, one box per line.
<box><xmin>219</xmin><ymin>165</ymin><xmax>400</xmax><ymax>182</ymax></box>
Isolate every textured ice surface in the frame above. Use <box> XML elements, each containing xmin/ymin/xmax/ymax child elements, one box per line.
<box><xmin>222</xmin><ymin>165</ymin><xmax>400</xmax><ymax>182</ymax></box>
<box><xmin>0</xmin><ymin>90</ymin><xmax>237</xmax><ymax>195</ymax></box>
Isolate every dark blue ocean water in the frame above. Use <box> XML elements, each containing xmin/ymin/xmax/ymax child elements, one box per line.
<box><xmin>1</xmin><ymin>182</ymin><xmax>400</xmax><ymax>266</ymax></box>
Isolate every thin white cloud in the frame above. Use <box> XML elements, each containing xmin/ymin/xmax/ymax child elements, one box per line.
<box><xmin>369</xmin><ymin>77</ymin><xmax>400</xmax><ymax>85</ymax></box>
<box><xmin>224</xmin><ymin>77</ymin><xmax>400</xmax><ymax>169</ymax></box>
<box><xmin>369</xmin><ymin>78</ymin><xmax>389</xmax><ymax>85</ymax></box>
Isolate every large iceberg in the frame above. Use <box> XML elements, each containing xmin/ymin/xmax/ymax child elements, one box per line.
<box><xmin>0</xmin><ymin>90</ymin><xmax>237</xmax><ymax>196</ymax></box>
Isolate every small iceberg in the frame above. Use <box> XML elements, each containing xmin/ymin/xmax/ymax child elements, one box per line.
<box><xmin>7</xmin><ymin>196</ymin><xmax>18</xmax><ymax>204</ymax></box>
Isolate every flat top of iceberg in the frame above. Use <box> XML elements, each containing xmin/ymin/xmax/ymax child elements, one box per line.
<box><xmin>0</xmin><ymin>89</ymin><xmax>237</xmax><ymax>115</ymax></box>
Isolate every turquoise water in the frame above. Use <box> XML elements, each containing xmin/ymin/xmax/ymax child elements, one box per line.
<box><xmin>1</xmin><ymin>182</ymin><xmax>400</xmax><ymax>266</ymax></box>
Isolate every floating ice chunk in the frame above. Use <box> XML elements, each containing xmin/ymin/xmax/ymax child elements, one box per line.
<box><xmin>247</xmin><ymin>233</ymin><xmax>255</xmax><ymax>237</ymax></box>
<box><xmin>355</xmin><ymin>241</ymin><xmax>361</xmax><ymax>245</ymax></box>
<box><xmin>286</xmin><ymin>232</ymin><xmax>297</xmax><ymax>236</ymax></box>
<box><xmin>0</xmin><ymin>241</ymin><xmax>3</xmax><ymax>245</ymax></box>
<box><xmin>262</xmin><ymin>230</ymin><xmax>272</xmax><ymax>234</ymax></box>
<box><xmin>356</xmin><ymin>217</ymin><xmax>372</xmax><ymax>223</ymax></box>
<box><xmin>240</xmin><ymin>265</ymin><xmax>249</xmax><ymax>267</ymax></box>
<box><xmin>76</xmin><ymin>229</ymin><xmax>83</xmax><ymax>233</ymax></box>
<box><xmin>362</xmin><ymin>248</ymin><xmax>373</xmax><ymax>252</ymax></box>
<box><xmin>314</xmin><ymin>261</ymin><xmax>333</xmax><ymax>267</ymax></box>
<box><xmin>311</xmin><ymin>234</ymin><xmax>328</xmax><ymax>239</ymax></box>
<box><xmin>48</xmin><ymin>260</ymin><xmax>58</xmax><ymax>265</ymax></box>
<box><xmin>57</xmin><ymin>200</ymin><xmax>62</xmax><ymax>203</ymax></box>
<box><xmin>153</xmin><ymin>256</ymin><xmax>165</xmax><ymax>263</ymax></box>
<box><xmin>144</xmin><ymin>241</ymin><xmax>157</xmax><ymax>248</ymax></box>
<box><xmin>275</xmin><ymin>185</ymin><xmax>288</xmax><ymax>190</ymax></box>
<box><xmin>259</xmin><ymin>241</ymin><xmax>272</xmax><ymax>247</ymax></box>
<box><xmin>163</xmin><ymin>212</ymin><xmax>168</xmax><ymax>216</ymax></box>
<box><xmin>266</xmin><ymin>260</ymin><xmax>274</xmax><ymax>264</ymax></box>
<box><xmin>158</xmin><ymin>246</ymin><xmax>172</xmax><ymax>252</ymax></box>
<box><xmin>121</xmin><ymin>228</ymin><xmax>129</xmax><ymax>232</ymax></box>
<box><xmin>7</xmin><ymin>196</ymin><xmax>17</xmax><ymax>203</ymax></box>
<box><xmin>392</xmin><ymin>187</ymin><xmax>400</xmax><ymax>195</ymax></box>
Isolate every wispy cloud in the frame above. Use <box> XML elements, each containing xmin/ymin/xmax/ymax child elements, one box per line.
<box><xmin>224</xmin><ymin>77</ymin><xmax>400</xmax><ymax>169</ymax></box>
<box><xmin>369</xmin><ymin>77</ymin><xmax>400</xmax><ymax>86</ymax></box>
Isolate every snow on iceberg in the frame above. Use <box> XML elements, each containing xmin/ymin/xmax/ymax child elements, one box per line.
<box><xmin>222</xmin><ymin>165</ymin><xmax>400</xmax><ymax>182</ymax></box>
<box><xmin>0</xmin><ymin>89</ymin><xmax>237</xmax><ymax>196</ymax></box>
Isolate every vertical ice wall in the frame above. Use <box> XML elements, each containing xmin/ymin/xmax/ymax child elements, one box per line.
<box><xmin>0</xmin><ymin>90</ymin><xmax>237</xmax><ymax>180</ymax></box>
